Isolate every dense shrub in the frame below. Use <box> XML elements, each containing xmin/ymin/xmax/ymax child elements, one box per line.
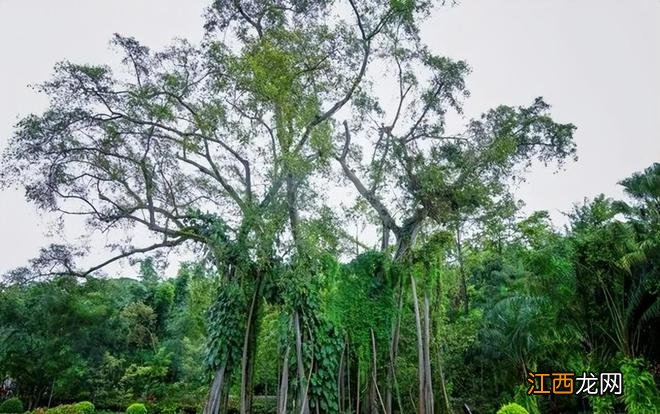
<box><xmin>73</xmin><ymin>402</ymin><xmax>94</xmax><ymax>414</ymax></box>
<box><xmin>497</xmin><ymin>402</ymin><xmax>529</xmax><ymax>414</ymax></box>
<box><xmin>46</xmin><ymin>404</ymin><xmax>76</xmax><ymax>414</ymax></box>
<box><xmin>126</xmin><ymin>403</ymin><xmax>147</xmax><ymax>414</ymax></box>
<box><xmin>0</xmin><ymin>398</ymin><xmax>24</xmax><ymax>413</ymax></box>
<box><xmin>621</xmin><ymin>357</ymin><xmax>660</xmax><ymax>413</ymax></box>
<box><xmin>46</xmin><ymin>402</ymin><xmax>94</xmax><ymax>414</ymax></box>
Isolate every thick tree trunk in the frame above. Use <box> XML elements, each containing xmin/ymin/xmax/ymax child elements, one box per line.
<box><xmin>294</xmin><ymin>311</ymin><xmax>309</xmax><ymax>414</ymax></box>
<box><xmin>411</xmin><ymin>276</ymin><xmax>426</xmax><ymax>414</ymax></box>
<box><xmin>240</xmin><ymin>276</ymin><xmax>263</xmax><ymax>414</ymax></box>
<box><xmin>204</xmin><ymin>360</ymin><xmax>227</xmax><ymax>414</ymax></box>
<box><xmin>411</xmin><ymin>276</ymin><xmax>434</xmax><ymax>414</ymax></box>
<box><xmin>381</xmin><ymin>222</ymin><xmax>390</xmax><ymax>251</ymax></box>
<box><xmin>277</xmin><ymin>344</ymin><xmax>290</xmax><ymax>414</ymax></box>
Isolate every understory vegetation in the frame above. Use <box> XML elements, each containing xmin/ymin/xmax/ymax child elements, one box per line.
<box><xmin>0</xmin><ymin>0</ymin><xmax>658</xmax><ymax>413</ymax></box>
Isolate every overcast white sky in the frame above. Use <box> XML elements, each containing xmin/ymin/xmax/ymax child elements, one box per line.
<box><xmin>0</xmin><ymin>0</ymin><xmax>658</xmax><ymax>277</ymax></box>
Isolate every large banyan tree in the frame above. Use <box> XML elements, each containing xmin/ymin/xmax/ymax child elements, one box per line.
<box><xmin>1</xmin><ymin>1</ymin><xmax>576</xmax><ymax>413</ymax></box>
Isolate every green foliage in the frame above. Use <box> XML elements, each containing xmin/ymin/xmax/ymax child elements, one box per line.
<box><xmin>326</xmin><ymin>252</ymin><xmax>395</xmax><ymax>361</ymax></box>
<box><xmin>512</xmin><ymin>385</ymin><xmax>540</xmax><ymax>414</ymax></box>
<box><xmin>139</xmin><ymin>259</ymin><xmax>159</xmax><ymax>288</ymax></box>
<box><xmin>589</xmin><ymin>394</ymin><xmax>616</xmax><ymax>414</ymax></box>
<box><xmin>308</xmin><ymin>322</ymin><xmax>343</xmax><ymax>413</ymax></box>
<box><xmin>46</xmin><ymin>404</ymin><xmax>74</xmax><ymax>414</ymax></box>
<box><xmin>0</xmin><ymin>398</ymin><xmax>24</xmax><ymax>413</ymax></box>
<box><xmin>125</xmin><ymin>403</ymin><xmax>147</xmax><ymax>414</ymax></box>
<box><xmin>73</xmin><ymin>402</ymin><xmax>94</xmax><ymax>414</ymax></box>
<box><xmin>46</xmin><ymin>402</ymin><xmax>95</xmax><ymax>414</ymax></box>
<box><xmin>204</xmin><ymin>281</ymin><xmax>246</xmax><ymax>374</ymax></box>
<box><xmin>121</xmin><ymin>347</ymin><xmax>173</xmax><ymax>399</ymax></box>
<box><xmin>0</xmin><ymin>261</ymin><xmax>214</xmax><ymax>410</ymax></box>
<box><xmin>620</xmin><ymin>357</ymin><xmax>660</xmax><ymax>413</ymax></box>
<box><xmin>122</xmin><ymin>301</ymin><xmax>158</xmax><ymax>348</ymax></box>
<box><xmin>496</xmin><ymin>402</ymin><xmax>529</xmax><ymax>414</ymax></box>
